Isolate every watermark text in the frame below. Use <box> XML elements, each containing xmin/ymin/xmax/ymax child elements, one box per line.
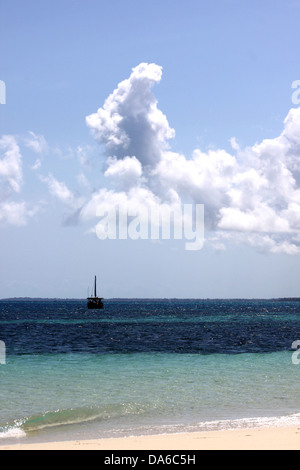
<box><xmin>0</xmin><ymin>341</ymin><xmax>6</xmax><ymax>365</ymax></box>
<box><xmin>96</xmin><ymin>203</ymin><xmax>205</xmax><ymax>251</ymax></box>
<box><xmin>291</xmin><ymin>340</ymin><xmax>300</xmax><ymax>365</ymax></box>
<box><xmin>291</xmin><ymin>80</ymin><xmax>300</xmax><ymax>105</ymax></box>
<box><xmin>0</xmin><ymin>80</ymin><xmax>6</xmax><ymax>104</ymax></box>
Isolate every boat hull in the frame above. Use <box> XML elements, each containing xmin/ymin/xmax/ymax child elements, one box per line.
<box><xmin>87</xmin><ymin>298</ymin><xmax>104</xmax><ymax>309</ymax></box>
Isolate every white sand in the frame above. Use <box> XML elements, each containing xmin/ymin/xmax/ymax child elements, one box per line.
<box><xmin>1</xmin><ymin>425</ymin><xmax>300</xmax><ymax>450</ymax></box>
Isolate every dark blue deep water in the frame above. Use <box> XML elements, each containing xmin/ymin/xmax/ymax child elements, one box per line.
<box><xmin>1</xmin><ymin>298</ymin><xmax>300</xmax><ymax>355</ymax></box>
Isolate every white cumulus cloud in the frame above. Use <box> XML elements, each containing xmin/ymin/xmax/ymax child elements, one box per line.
<box><xmin>0</xmin><ymin>134</ymin><xmax>23</xmax><ymax>194</ymax></box>
<box><xmin>0</xmin><ymin>135</ymin><xmax>38</xmax><ymax>225</ymax></box>
<box><xmin>36</xmin><ymin>63</ymin><xmax>300</xmax><ymax>255</ymax></box>
<box><xmin>86</xmin><ymin>63</ymin><xmax>175</xmax><ymax>167</ymax></box>
<box><xmin>104</xmin><ymin>156</ymin><xmax>144</xmax><ymax>191</ymax></box>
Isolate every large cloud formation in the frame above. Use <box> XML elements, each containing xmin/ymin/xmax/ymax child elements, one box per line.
<box><xmin>82</xmin><ymin>63</ymin><xmax>300</xmax><ymax>254</ymax></box>
<box><xmin>2</xmin><ymin>63</ymin><xmax>300</xmax><ymax>255</ymax></box>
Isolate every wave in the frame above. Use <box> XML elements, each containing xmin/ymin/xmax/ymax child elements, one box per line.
<box><xmin>2</xmin><ymin>406</ymin><xmax>300</xmax><ymax>442</ymax></box>
<box><xmin>0</xmin><ymin>402</ymin><xmax>150</xmax><ymax>440</ymax></box>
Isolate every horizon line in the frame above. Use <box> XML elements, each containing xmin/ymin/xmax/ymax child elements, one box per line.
<box><xmin>1</xmin><ymin>296</ymin><xmax>300</xmax><ymax>301</ymax></box>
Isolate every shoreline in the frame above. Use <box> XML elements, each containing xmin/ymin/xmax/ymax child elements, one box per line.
<box><xmin>1</xmin><ymin>425</ymin><xmax>300</xmax><ymax>450</ymax></box>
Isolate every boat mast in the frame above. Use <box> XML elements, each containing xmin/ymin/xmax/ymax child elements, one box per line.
<box><xmin>94</xmin><ymin>275</ymin><xmax>97</xmax><ymax>298</ymax></box>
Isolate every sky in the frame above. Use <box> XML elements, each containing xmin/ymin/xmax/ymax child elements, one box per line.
<box><xmin>1</xmin><ymin>0</ymin><xmax>300</xmax><ymax>299</ymax></box>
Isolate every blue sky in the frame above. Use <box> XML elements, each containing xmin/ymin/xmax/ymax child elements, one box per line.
<box><xmin>1</xmin><ymin>0</ymin><xmax>300</xmax><ymax>298</ymax></box>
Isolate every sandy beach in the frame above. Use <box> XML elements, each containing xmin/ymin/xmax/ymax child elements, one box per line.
<box><xmin>1</xmin><ymin>426</ymin><xmax>300</xmax><ymax>450</ymax></box>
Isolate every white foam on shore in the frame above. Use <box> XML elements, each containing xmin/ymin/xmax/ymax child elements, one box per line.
<box><xmin>161</xmin><ymin>413</ymin><xmax>300</xmax><ymax>434</ymax></box>
<box><xmin>0</xmin><ymin>426</ymin><xmax>26</xmax><ymax>439</ymax></box>
<box><xmin>82</xmin><ymin>412</ymin><xmax>300</xmax><ymax>441</ymax></box>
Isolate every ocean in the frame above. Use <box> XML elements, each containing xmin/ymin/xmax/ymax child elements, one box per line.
<box><xmin>1</xmin><ymin>298</ymin><xmax>300</xmax><ymax>444</ymax></box>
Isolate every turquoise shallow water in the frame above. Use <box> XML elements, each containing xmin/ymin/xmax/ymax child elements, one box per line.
<box><xmin>1</xmin><ymin>351</ymin><xmax>300</xmax><ymax>443</ymax></box>
<box><xmin>1</xmin><ymin>299</ymin><xmax>300</xmax><ymax>443</ymax></box>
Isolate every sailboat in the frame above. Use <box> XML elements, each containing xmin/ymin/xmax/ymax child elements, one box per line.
<box><xmin>87</xmin><ymin>276</ymin><xmax>104</xmax><ymax>309</ymax></box>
